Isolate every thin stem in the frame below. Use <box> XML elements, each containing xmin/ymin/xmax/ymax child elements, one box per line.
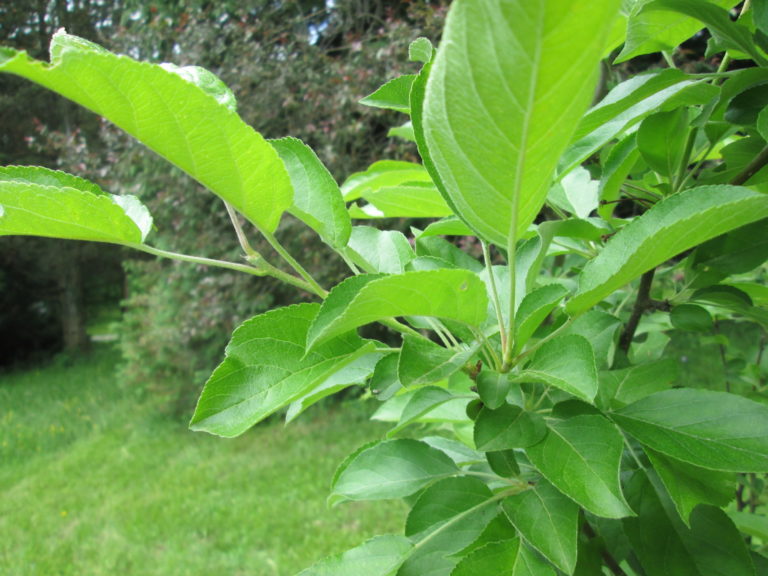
<box><xmin>730</xmin><ymin>145</ymin><xmax>768</xmax><ymax>186</ymax></box>
<box><xmin>224</xmin><ymin>201</ymin><xmax>260</xmax><ymax>259</ymax></box>
<box><xmin>503</xmin><ymin>236</ymin><xmax>517</xmax><ymax>371</ymax></box>
<box><xmin>427</xmin><ymin>317</ymin><xmax>453</xmax><ymax>349</ymax></box>
<box><xmin>614</xmin><ymin>269</ymin><xmax>656</xmax><ymax>368</ymax></box>
<box><xmin>340</xmin><ymin>251</ymin><xmax>361</xmax><ymax>275</ymax></box>
<box><xmin>482</xmin><ymin>241</ymin><xmax>508</xmax><ymax>356</ymax></box>
<box><xmin>673</xmin><ymin>126</ymin><xmax>698</xmax><ymax>192</ymax></box>
<box><xmin>583</xmin><ymin>522</ymin><xmax>630</xmax><ymax>576</ymax></box>
<box><xmin>619</xmin><ymin>427</ymin><xmax>647</xmax><ymax>471</ymax></box>
<box><xmin>662</xmin><ymin>50</ymin><xmax>676</xmax><ymax>68</ymax></box>
<box><xmin>261</xmin><ymin>229</ymin><xmax>328</xmax><ymax>298</ymax></box>
<box><xmin>471</xmin><ymin>326</ymin><xmax>503</xmax><ymax>372</ymax></box>
<box><xmin>379</xmin><ymin>318</ymin><xmax>426</xmax><ymax>341</ymax></box>
<box><xmin>131</xmin><ymin>244</ymin><xmax>267</xmax><ymax>276</ymax></box>
<box><xmin>130</xmin><ymin>244</ymin><xmax>320</xmax><ymax>294</ymax></box>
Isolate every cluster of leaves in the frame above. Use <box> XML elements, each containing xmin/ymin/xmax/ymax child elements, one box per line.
<box><xmin>2</xmin><ymin>0</ymin><xmax>768</xmax><ymax>575</ymax></box>
<box><xmin>103</xmin><ymin>0</ymin><xmax>447</xmax><ymax>400</ymax></box>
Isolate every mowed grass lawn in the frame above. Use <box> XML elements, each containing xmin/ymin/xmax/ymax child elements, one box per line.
<box><xmin>0</xmin><ymin>345</ymin><xmax>405</xmax><ymax>576</ymax></box>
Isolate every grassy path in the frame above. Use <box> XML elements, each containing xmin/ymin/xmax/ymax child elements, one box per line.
<box><xmin>0</xmin><ymin>345</ymin><xmax>404</xmax><ymax>575</ymax></box>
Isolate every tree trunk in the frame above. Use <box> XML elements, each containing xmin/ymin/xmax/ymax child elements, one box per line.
<box><xmin>58</xmin><ymin>245</ymin><xmax>89</xmax><ymax>353</ymax></box>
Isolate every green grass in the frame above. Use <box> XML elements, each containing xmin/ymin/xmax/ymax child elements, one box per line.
<box><xmin>0</xmin><ymin>345</ymin><xmax>405</xmax><ymax>576</ymax></box>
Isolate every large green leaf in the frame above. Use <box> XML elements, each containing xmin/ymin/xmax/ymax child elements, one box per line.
<box><xmin>348</xmin><ymin>182</ymin><xmax>452</xmax><ymax>219</ymax></box>
<box><xmin>502</xmin><ymin>482</ymin><xmax>579</xmax><ymax>574</ymax></box>
<box><xmin>400</xmin><ymin>477</ymin><xmax>497</xmax><ymax>576</ymax></box>
<box><xmin>474</xmin><ymin>404</ymin><xmax>547</xmax><ymax>451</ymax></box>
<box><xmin>643</xmin><ymin>0</ymin><xmax>767</xmax><ymax>65</ymax></box>
<box><xmin>297</xmin><ymin>535</ymin><xmax>413</xmax><ymax>576</ymax></box>
<box><xmin>345</xmin><ymin>226</ymin><xmax>414</xmax><ymax>274</ymax></box>
<box><xmin>561</xmin><ymin>69</ymin><xmax>719</xmax><ymax>173</ymax></box>
<box><xmin>386</xmin><ymin>386</ymin><xmax>462</xmax><ymax>438</ymax></box>
<box><xmin>341</xmin><ymin>161</ymin><xmax>432</xmax><ymax>202</ymax></box>
<box><xmin>515</xmin><ymin>335</ymin><xmax>598</xmax><ymax>404</ymax></box>
<box><xmin>616</xmin><ymin>0</ymin><xmax>741</xmax><ymax>62</ymax></box>
<box><xmin>306</xmin><ymin>271</ymin><xmax>488</xmax><ymax>349</ymax></box>
<box><xmin>270</xmin><ymin>137</ymin><xmax>350</xmax><ymax>249</ymax></box>
<box><xmin>330</xmin><ymin>439</ymin><xmax>457</xmax><ymax>503</ymax></box>
<box><xmin>189</xmin><ymin>304</ymin><xmax>373</xmax><ymax>437</ymax></box>
<box><xmin>0</xmin><ymin>166</ymin><xmax>152</xmax><ymax>244</ymax></box>
<box><xmin>598</xmin><ymin>358</ymin><xmax>678</xmax><ymax>409</ymax></box>
<box><xmin>0</xmin><ymin>31</ymin><xmax>291</xmax><ymax>233</ymax></box>
<box><xmin>452</xmin><ymin>539</ymin><xmax>557</xmax><ymax>576</ymax></box>
<box><xmin>398</xmin><ymin>335</ymin><xmax>476</xmax><ymax>388</ymax></box>
<box><xmin>567</xmin><ymin>186</ymin><xmax>768</xmax><ymax>314</ymax></box>
<box><xmin>612</xmin><ymin>388</ymin><xmax>768</xmax><ymax>472</ymax></box>
<box><xmin>636</xmin><ymin>108</ymin><xmax>690</xmax><ymax>180</ymax></box>
<box><xmin>623</xmin><ymin>470</ymin><xmax>756</xmax><ymax>576</ymax></box>
<box><xmin>526</xmin><ymin>415</ymin><xmax>634</xmax><ymax>519</ymax></box>
<box><xmin>513</xmin><ymin>284</ymin><xmax>568</xmax><ymax>354</ymax></box>
<box><xmin>422</xmin><ymin>0</ymin><xmax>621</xmax><ymax>246</ymax></box>
<box><xmin>645</xmin><ymin>448</ymin><xmax>736</xmax><ymax>527</ymax></box>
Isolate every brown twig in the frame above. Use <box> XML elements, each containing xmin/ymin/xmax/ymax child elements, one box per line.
<box><xmin>731</xmin><ymin>145</ymin><xmax>768</xmax><ymax>186</ymax></box>
<box><xmin>615</xmin><ymin>269</ymin><xmax>657</xmax><ymax>366</ymax></box>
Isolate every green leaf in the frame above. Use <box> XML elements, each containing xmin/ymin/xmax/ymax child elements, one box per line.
<box><xmin>623</xmin><ymin>470</ymin><xmax>756</xmax><ymax>576</ymax></box>
<box><xmin>345</xmin><ymin>226</ymin><xmax>414</xmax><ymax>274</ymax></box>
<box><xmin>349</xmin><ymin>182</ymin><xmax>453</xmax><ymax>219</ymax></box>
<box><xmin>270</xmin><ymin>137</ymin><xmax>351</xmax><ymax>249</ymax></box>
<box><xmin>567</xmin><ymin>186</ymin><xmax>768</xmax><ymax>315</ymax></box>
<box><xmin>386</xmin><ymin>386</ymin><xmax>459</xmax><ymax>437</ymax></box>
<box><xmin>547</xmin><ymin>167</ymin><xmax>599</xmax><ymax>220</ymax></box>
<box><xmin>612</xmin><ymin>388</ymin><xmax>768</xmax><ymax>472</ymax></box>
<box><xmin>728</xmin><ymin>510</ymin><xmax>768</xmax><ymax>542</ymax></box>
<box><xmin>691</xmin><ymin>218</ymin><xmax>768</xmax><ymax>279</ymax></box>
<box><xmin>502</xmin><ymin>482</ymin><xmax>579</xmax><ymax>574</ymax></box>
<box><xmin>598</xmin><ymin>358</ymin><xmax>678</xmax><ymax>409</ymax></box>
<box><xmin>598</xmin><ymin>134</ymin><xmax>641</xmax><ymax>221</ymax></box>
<box><xmin>341</xmin><ymin>161</ymin><xmax>432</xmax><ymax>202</ymax></box>
<box><xmin>286</xmin><ymin>351</ymin><xmax>382</xmax><ymax>423</ymax></box>
<box><xmin>516</xmin><ymin>335</ymin><xmax>598</xmax><ymax>404</ymax></box>
<box><xmin>645</xmin><ymin>448</ymin><xmax>736</xmax><ymax>527</ymax></box>
<box><xmin>306</xmin><ymin>270</ymin><xmax>489</xmax><ymax>349</ymax></box>
<box><xmin>189</xmin><ymin>304</ymin><xmax>372</xmax><ymax>437</ymax></box>
<box><xmin>388</xmin><ymin>122</ymin><xmax>417</xmax><ymax>143</ymax></box>
<box><xmin>616</xmin><ymin>0</ymin><xmax>741</xmax><ymax>62</ymax></box>
<box><xmin>474</xmin><ymin>404</ymin><xmax>547</xmax><ymax>451</ymax></box>
<box><xmin>400</xmin><ymin>477</ymin><xmax>497</xmax><ymax>576</ymax></box>
<box><xmin>360</xmin><ymin>75</ymin><xmax>416</xmax><ymax>114</ymax></box>
<box><xmin>637</xmin><ymin>108</ymin><xmax>690</xmax><ymax>180</ymax></box>
<box><xmin>566</xmin><ymin>311</ymin><xmax>622</xmax><ymax>371</ymax></box>
<box><xmin>476</xmin><ymin>371</ymin><xmax>512</xmax><ymax>410</ymax></box>
<box><xmin>422</xmin><ymin>0</ymin><xmax>621</xmax><ymax>246</ymax></box>
<box><xmin>0</xmin><ymin>166</ymin><xmax>152</xmax><ymax>244</ymax></box>
<box><xmin>486</xmin><ymin>451</ymin><xmax>521</xmax><ymax>478</ymax></box>
<box><xmin>452</xmin><ymin>539</ymin><xmax>557</xmax><ymax>576</ymax></box>
<box><xmin>646</xmin><ymin>0</ymin><xmax>767</xmax><ymax>65</ymax></box>
<box><xmin>330</xmin><ymin>439</ymin><xmax>457</xmax><ymax>503</ymax></box>
<box><xmin>671</xmin><ymin>304</ymin><xmax>714</xmax><ymax>332</ymax></box>
<box><xmin>416</xmin><ymin>235</ymin><xmax>484</xmax><ymax>272</ymax></box>
<box><xmin>513</xmin><ymin>284</ymin><xmax>568</xmax><ymax>354</ymax></box>
<box><xmin>526</xmin><ymin>415</ymin><xmax>634</xmax><ymax>518</ymax></box>
<box><xmin>297</xmin><ymin>534</ymin><xmax>413</xmax><ymax>576</ymax></box>
<box><xmin>409</xmin><ymin>38</ymin><xmax>434</xmax><ymax>64</ymax></box>
<box><xmin>399</xmin><ymin>335</ymin><xmax>476</xmax><ymax>388</ymax></box>
<box><xmin>0</xmin><ymin>32</ymin><xmax>292</xmax><ymax>233</ymax></box>
<box><xmin>562</xmin><ymin>69</ymin><xmax>719</xmax><ymax>173</ymax></box>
